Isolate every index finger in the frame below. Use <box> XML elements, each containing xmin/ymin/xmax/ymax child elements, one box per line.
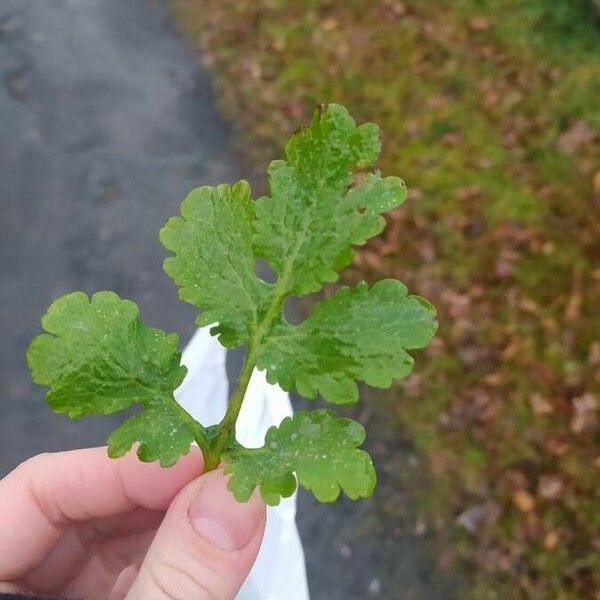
<box><xmin>0</xmin><ymin>446</ymin><xmax>203</xmax><ymax>579</ymax></box>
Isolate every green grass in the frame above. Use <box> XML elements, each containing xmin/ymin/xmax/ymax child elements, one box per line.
<box><xmin>172</xmin><ymin>1</ymin><xmax>600</xmax><ymax>597</ymax></box>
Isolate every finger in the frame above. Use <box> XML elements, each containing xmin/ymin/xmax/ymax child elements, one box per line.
<box><xmin>127</xmin><ymin>470</ymin><xmax>266</xmax><ymax>600</ymax></box>
<box><xmin>21</xmin><ymin>508</ymin><xmax>163</xmax><ymax>593</ymax></box>
<box><xmin>0</xmin><ymin>446</ymin><xmax>202</xmax><ymax>580</ymax></box>
<box><xmin>0</xmin><ymin>583</ymin><xmax>24</xmax><ymax>594</ymax></box>
<box><xmin>109</xmin><ymin>565</ymin><xmax>139</xmax><ymax>600</ymax></box>
<box><xmin>62</xmin><ymin>531</ymin><xmax>153</xmax><ymax>600</ymax></box>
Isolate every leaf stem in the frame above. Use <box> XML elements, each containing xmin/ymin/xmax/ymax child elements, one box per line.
<box><xmin>204</xmin><ymin>345</ymin><xmax>256</xmax><ymax>470</ymax></box>
<box><xmin>203</xmin><ymin>280</ymin><xmax>288</xmax><ymax>471</ymax></box>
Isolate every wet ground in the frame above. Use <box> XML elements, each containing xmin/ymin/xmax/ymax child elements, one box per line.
<box><xmin>0</xmin><ymin>1</ymin><xmax>456</xmax><ymax>598</ymax></box>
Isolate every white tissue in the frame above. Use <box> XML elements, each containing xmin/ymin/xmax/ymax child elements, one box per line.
<box><xmin>175</xmin><ymin>328</ymin><xmax>310</xmax><ymax>600</ymax></box>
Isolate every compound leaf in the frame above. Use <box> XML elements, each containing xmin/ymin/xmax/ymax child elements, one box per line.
<box><xmin>253</xmin><ymin>104</ymin><xmax>407</xmax><ymax>296</ymax></box>
<box><xmin>223</xmin><ymin>410</ymin><xmax>376</xmax><ymax>505</ymax></box>
<box><xmin>27</xmin><ymin>103</ymin><xmax>438</xmax><ymax>505</ymax></box>
<box><xmin>27</xmin><ymin>291</ymin><xmax>196</xmax><ymax>466</ymax></box>
<box><xmin>160</xmin><ymin>181</ymin><xmax>271</xmax><ymax>348</ymax></box>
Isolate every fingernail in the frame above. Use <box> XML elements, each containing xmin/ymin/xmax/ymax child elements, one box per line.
<box><xmin>188</xmin><ymin>470</ymin><xmax>264</xmax><ymax>551</ymax></box>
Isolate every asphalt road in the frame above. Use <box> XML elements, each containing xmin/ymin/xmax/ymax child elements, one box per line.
<box><xmin>0</xmin><ymin>2</ymin><xmax>456</xmax><ymax>598</ymax></box>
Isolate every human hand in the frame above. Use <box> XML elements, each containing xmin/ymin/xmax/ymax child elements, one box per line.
<box><xmin>0</xmin><ymin>447</ymin><xmax>266</xmax><ymax>599</ymax></box>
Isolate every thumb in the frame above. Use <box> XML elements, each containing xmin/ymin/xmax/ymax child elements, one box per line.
<box><xmin>126</xmin><ymin>469</ymin><xmax>266</xmax><ymax>600</ymax></box>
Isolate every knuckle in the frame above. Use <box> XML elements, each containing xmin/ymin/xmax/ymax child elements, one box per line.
<box><xmin>147</xmin><ymin>557</ymin><xmax>220</xmax><ymax>600</ymax></box>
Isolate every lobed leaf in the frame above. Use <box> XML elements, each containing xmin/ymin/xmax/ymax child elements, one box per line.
<box><xmin>27</xmin><ymin>291</ymin><xmax>195</xmax><ymax>466</ymax></box>
<box><xmin>223</xmin><ymin>410</ymin><xmax>376</xmax><ymax>505</ymax></box>
<box><xmin>257</xmin><ymin>279</ymin><xmax>438</xmax><ymax>404</ymax></box>
<box><xmin>160</xmin><ymin>181</ymin><xmax>271</xmax><ymax>347</ymax></box>
<box><xmin>28</xmin><ymin>104</ymin><xmax>438</xmax><ymax>503</ymax></box>
<box><xmin>253</xmin><ymin>104</ymin><xmax>407</xmax><ymax>296</ymax></box>
<box><xmin>107</xmin><ymin>403</ymin><xmax>195</xmax><ymax>467</ymax></box>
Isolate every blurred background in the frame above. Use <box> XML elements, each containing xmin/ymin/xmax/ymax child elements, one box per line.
<box><xmin>1</xmin><ymin>1</ymin><xmax>599</xmax><ymax>599</ymax></box>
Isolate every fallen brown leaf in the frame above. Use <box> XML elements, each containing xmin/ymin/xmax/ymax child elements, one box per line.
<box><xmin>571</xmin><ymin>393</ymin><xmax>598</xmax><ymax>434</ymax></box>
<box><xmin>512</xmin><ymin>490</ymin><xmax>535</xmax><ymax>513</ymax></box>
<box><xmin>538</xmin><ymin>475</ymin><xmax>563</xmax><ymax>501</ymax></box>
<box><xmin>593</xmin><ymin>170</ymin><xmax>600</xmax><ymax>197</ymax></box>
<box><xmin>529</xmin><ymin>393</ymin><xmax>553</xmax><ymax>415</ymax></box>
<box><xmin>468</xmin><ymin>16</ymin><xmax>492</xmax><ymax>31</ymax></box>
<box><xmin>557</xmin><ymin>120</ymin><xmax>596</xmax><ymax>154</ymax></box>
<box><xmin>544</xmin><ymin>531</ymin><xmax>559</xmax><ymax>550</ymax></box>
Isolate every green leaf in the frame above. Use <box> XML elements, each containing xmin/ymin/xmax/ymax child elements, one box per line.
<box><xmin>160</xmin><ymin>181</ymin><xmax>271</xmax><ymax>348</ymax></box>
<box><xmin>257</xmin><ymin>280</ymin><xmax>438</xmax><ymax>404</ymax></box>
<box><xmin>253</xmin><ymin>104</ymin><xmax>407</xmax><ymax>295</ymax></box>
<box><xmin>26</xmin><ymin>103</ymin><xmax>438</xmax><ymax>506</ymax></box>
<box><xmin>27</xmin><ymin>291</ymin><xmax>195</xmax><ymax>466</ymax></box>
<box><xmin>223</xmin><ymin>410</ymin><xmax>376</xmax><ymax>505</ymax></box>
<box><xmin>107</xmin><ymin>404</ymin><xmax>194</xmax><ymax>467</ymax></box>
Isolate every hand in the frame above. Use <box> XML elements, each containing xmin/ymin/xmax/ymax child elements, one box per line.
<box><xmin>0</xmin><ymin>447</ymin><xmax>266</xmax><ymax>599</ymax></box>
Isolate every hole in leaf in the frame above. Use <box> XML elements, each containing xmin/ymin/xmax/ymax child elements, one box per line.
<box><xmin>226</xmin><ymin>344</ymin><xmax>246</xmax><ymax>389</ymax></box>
<box><xmin>283</xmin><ymin>297</ymin><xmax>303</xmax><ymax>326</ymax></box>
<box><xmin>255</xmin><ymin>258</ymin><xmax>277</xmax><ymax>284</ymax></box>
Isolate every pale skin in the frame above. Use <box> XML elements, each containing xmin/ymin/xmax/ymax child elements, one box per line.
<box><xmin>0</xmin><ymin>446</ymin><xmax>266</xmax><ymax>600</ymax></box>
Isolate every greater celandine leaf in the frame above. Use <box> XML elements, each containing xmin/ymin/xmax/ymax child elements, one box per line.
<box><xmin>223</xmin><ymin>410</ymin><xmax>376</xmax><ymax>505</ymax></box>
<box><xmin>160</xmin><ymin>181</ymin><xmax>271</xmax><ymax>348</ymax></box>
<box><xmin>28</xmin><ymin>103</ymin><xmax>438</xmax><ymax>506</ymax></box>
<box><xmin>254</xmin><ymin>104</ymin><xmax>408</xmax><ymax>295</ymax></box>
<box><xmin>257</xmin><ymin>280</ymin><xmax>438</xmax><ymax>404</ymax></box>
<box><xmin>27</xmin><ymin>291</ymin><xmax>196</xmax><ymax>466</ymax></box>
